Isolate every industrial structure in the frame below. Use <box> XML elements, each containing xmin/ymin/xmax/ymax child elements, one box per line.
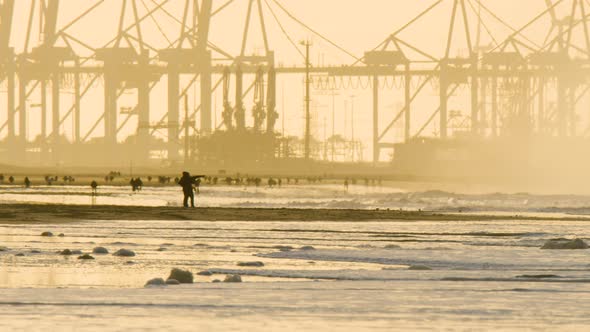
<box><xmin>1</xmin><ymin>0</ymin><xmax>590</xmax><ymax>175</ymax></box>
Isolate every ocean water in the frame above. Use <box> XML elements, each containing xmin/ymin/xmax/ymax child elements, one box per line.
<box><xmin>1</xmin><ymin>184</ymin><xmax>590</xmax><ymax>330</ymax></box>
<box><xmin>3</xmin><ymin>182</ymin><xmax>590</xmax><ymax>216</ymax></box>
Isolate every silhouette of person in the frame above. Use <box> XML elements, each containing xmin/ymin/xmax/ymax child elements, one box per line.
<box><xmin>135</xmin><ymin>178</ymin><xmax>143</xmax><ymax>191</ymax></box>
<box><xmin>91</xmin><ymin>180</ymin><xmax>98</xmax><ymax>194</ymax></box>
<box><xmin>344</xmin><ymin>178</ymin><xmax>349</xmax><ymax>191</ymax></box>
<box><xmin>178</xmin><ymin>171</ymin><xmax>204</xmax><ymax>208</ymax></box>
<box><xmin>24</xmin><ymin>177</ymin><xmax>31</xmax><ymax>188</ymax></box>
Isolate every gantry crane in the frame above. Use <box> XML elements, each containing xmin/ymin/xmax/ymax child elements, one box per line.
<box><xmin>1</xmin><ymin>0</ymin><xmax>590</xmax><ymax>168</ymax></box>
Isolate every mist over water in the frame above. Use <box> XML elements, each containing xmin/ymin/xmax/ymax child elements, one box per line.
<box><xmin>4</xmin><ymin>0</ymin><xmax>590</xmax><ymax>329</ymax></box>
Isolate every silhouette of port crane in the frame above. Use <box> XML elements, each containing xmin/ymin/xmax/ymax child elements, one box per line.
<box><xmin>1</xmin><ymin>0</ymin><xmax>590</xmax><ymax>167</ymax></box>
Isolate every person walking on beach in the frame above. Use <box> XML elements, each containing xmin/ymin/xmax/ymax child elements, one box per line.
<box><xmin>24</xmin><ymin>177</ymin><xmax>31</xmax><ymax>188</ymax></box>
<box><xmin>90</xmin><ymin>180</ymin><xmax>98</xmax><ymax>193</ymax></box>
<box><xmin>135</xmin><ymin>178</ymin><xmax>143</xmax><ymax>191</ymax></box>
<box><xmin>90</xmin><ymin>180</ymin><xmax>98</xmax><ymax>206</ymax></box>
<box><xmin>178</xmin><ymin>171</ymin><xmax>204</xmax><ymax>208</ymax></box>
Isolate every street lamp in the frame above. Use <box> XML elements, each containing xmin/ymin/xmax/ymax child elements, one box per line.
<box><xmin>300</xmin><ymin>40</ymin><xmax>312</xmax><ymax>160</ymax></box>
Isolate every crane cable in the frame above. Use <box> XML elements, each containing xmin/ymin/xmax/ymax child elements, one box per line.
<box><xmin>382</xmin><ymin>76</ymin><xmax>395</xmax><ymax>89</ymax></box>
<box><xmin>263</xmin><ymin>0</ymin><xmax>305</xmax><ymax>61</ymax></box>
<box><xmin>140</xmin><ymin>0</ymin><xmax>172</xmax><ymax>46</ymax></box>
<box><xmin>465</xmin><ymin>0</ymin><xmax>499</xmax><ymax>48</ymax></box>
<box><xmin>473</xmin><ymin>0</ymin><xmax>557</xmax><ymax>51</ymax></box>
<box><xmin>270</xmin><ymin>0</ymin><xmax>361</xmax><ymax>62</ymax></box>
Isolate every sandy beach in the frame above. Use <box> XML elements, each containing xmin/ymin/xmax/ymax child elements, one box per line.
<box><xmin>2</xmin><ymin>204</ymin><xmax>590</xmax><ymax>330</ymax></box>
<box><xmin>3</xmin><ymin>186</ymin><xmax>590</xmax><ymax>331</ymax></box>
<box><xmin>1</xmin><ymin>203</ymin><xmax>584</xmax><ymax>224</ymax></box>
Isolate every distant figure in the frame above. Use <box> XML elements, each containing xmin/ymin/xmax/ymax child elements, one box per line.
<box><xmin>130</xmin><ymin>178</ymin><xmax>136</xmax><ymax>192</ymax></box>
<box><xmin>9</xmin><ymin>176</ymin><xmax>14</xmax><ymax>184</ymax></box>
<box><xmin>178</xmin><ymin>171</ymin><xmax>204</xmax><ymax>208</ymax></box>
<box><xmin>130</xmin><ymin>178</ymin><xmax>143</xmax><ymax>192</ymax></box>
<box><xmin>90</xmin><ymin>180</ymin><xmax>98</xmax><ymax>206</ymax></box>
<box><xmin>268</xmin><ymin>178</ymin><xmax>276</xmax><ymax>188</ymax></box>
<box><xmin>278</xmin><ymin>178</ymin><xmax>282</xmax><ymax>188</ymax></box>
<box><xmin>225</xmin><ymin>177</ymin><xmax>233</xmax><ymax>186</ymax></box>
<box><xmin>344</xmin><ymin>178</ymin><xmax>349</xmax><ymax>191</ymax></box>
<box><xmin>24</xmin><ymin>177</ymin><xmax>31</xmax><ymax>188</ymax></box>
<box><xmin>135</xmin><ymin>178</ymin><xmax>143</xmax><ymax>191</ymax></box>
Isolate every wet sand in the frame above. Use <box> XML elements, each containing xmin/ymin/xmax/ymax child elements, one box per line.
<box><xmin>0</xmin><ymin>203</ymin><xmax>585</xmax><ymax>223</ymax></box>
<box><xmin>3</xmin><ymin>205</ymin><xmax>590</xmax><ymax>330</ymax></box>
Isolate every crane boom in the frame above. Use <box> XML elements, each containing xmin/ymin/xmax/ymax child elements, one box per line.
<box><xmin>43</xmin><ymin>0</ymin><xmax>60</xmax><ymax>45</ymax></box>
<box><xmin>544</xmin><ymin>0</ymin><xmax>559</xmax><ymax>24</ymax></box>
<box><xmin>0</xmin><ymin>0</ymin><xmax>14</xmax><ymax>50</ymax></box>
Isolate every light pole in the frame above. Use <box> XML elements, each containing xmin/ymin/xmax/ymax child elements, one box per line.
<box><xmin>350</xmin><ymin>94</ymin><xmax>356</xmax><ymax>162</ymax></box>
<box><xmin>184</xmin><ymin>94</ymin><xmax>190</xmax><ymax>166</ymax></box>
<box><xmin>330</xmin><ymin>89</ymin><xmax>338</xmax><ymax>162</ymax></box>
<box><xmin>300</xmin><ymin>40</ymin><xmax>312</xmax><ymax>161</ymax></box>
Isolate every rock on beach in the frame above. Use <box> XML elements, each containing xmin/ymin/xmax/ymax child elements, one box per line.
<box><xmin>92</xmin><ymin>247</ymin><xmax>109</xmax><ymax>254</ymax></box>
<box><xmin>145</xmin><ymin>278</ymin><xmax>166</xmax><ymax>287</ymax></box>
<box><xmin>168</xmin><ymin>268</ymin><xmax>193</xmax><ymax>283</ymax></box>
<box><xmin>223</xmin><ymin>275</ymin><xmax>242</xmax><ymax>283</ymax></box>
<box><xmin>113</xmin><ymin>249</ymin><xmax>136</xmax><ymax>257</ymax></box>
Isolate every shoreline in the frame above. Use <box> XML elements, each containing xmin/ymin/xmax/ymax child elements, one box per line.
<box><xmin>1</xmin><ymin>203</ymin><xmax>588</xmax><ymax>223</ymax></box>
<box><xmin>3</xmin><ymin>173</ymin><xmax>590</xmax><ymax>196</ymax></box>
